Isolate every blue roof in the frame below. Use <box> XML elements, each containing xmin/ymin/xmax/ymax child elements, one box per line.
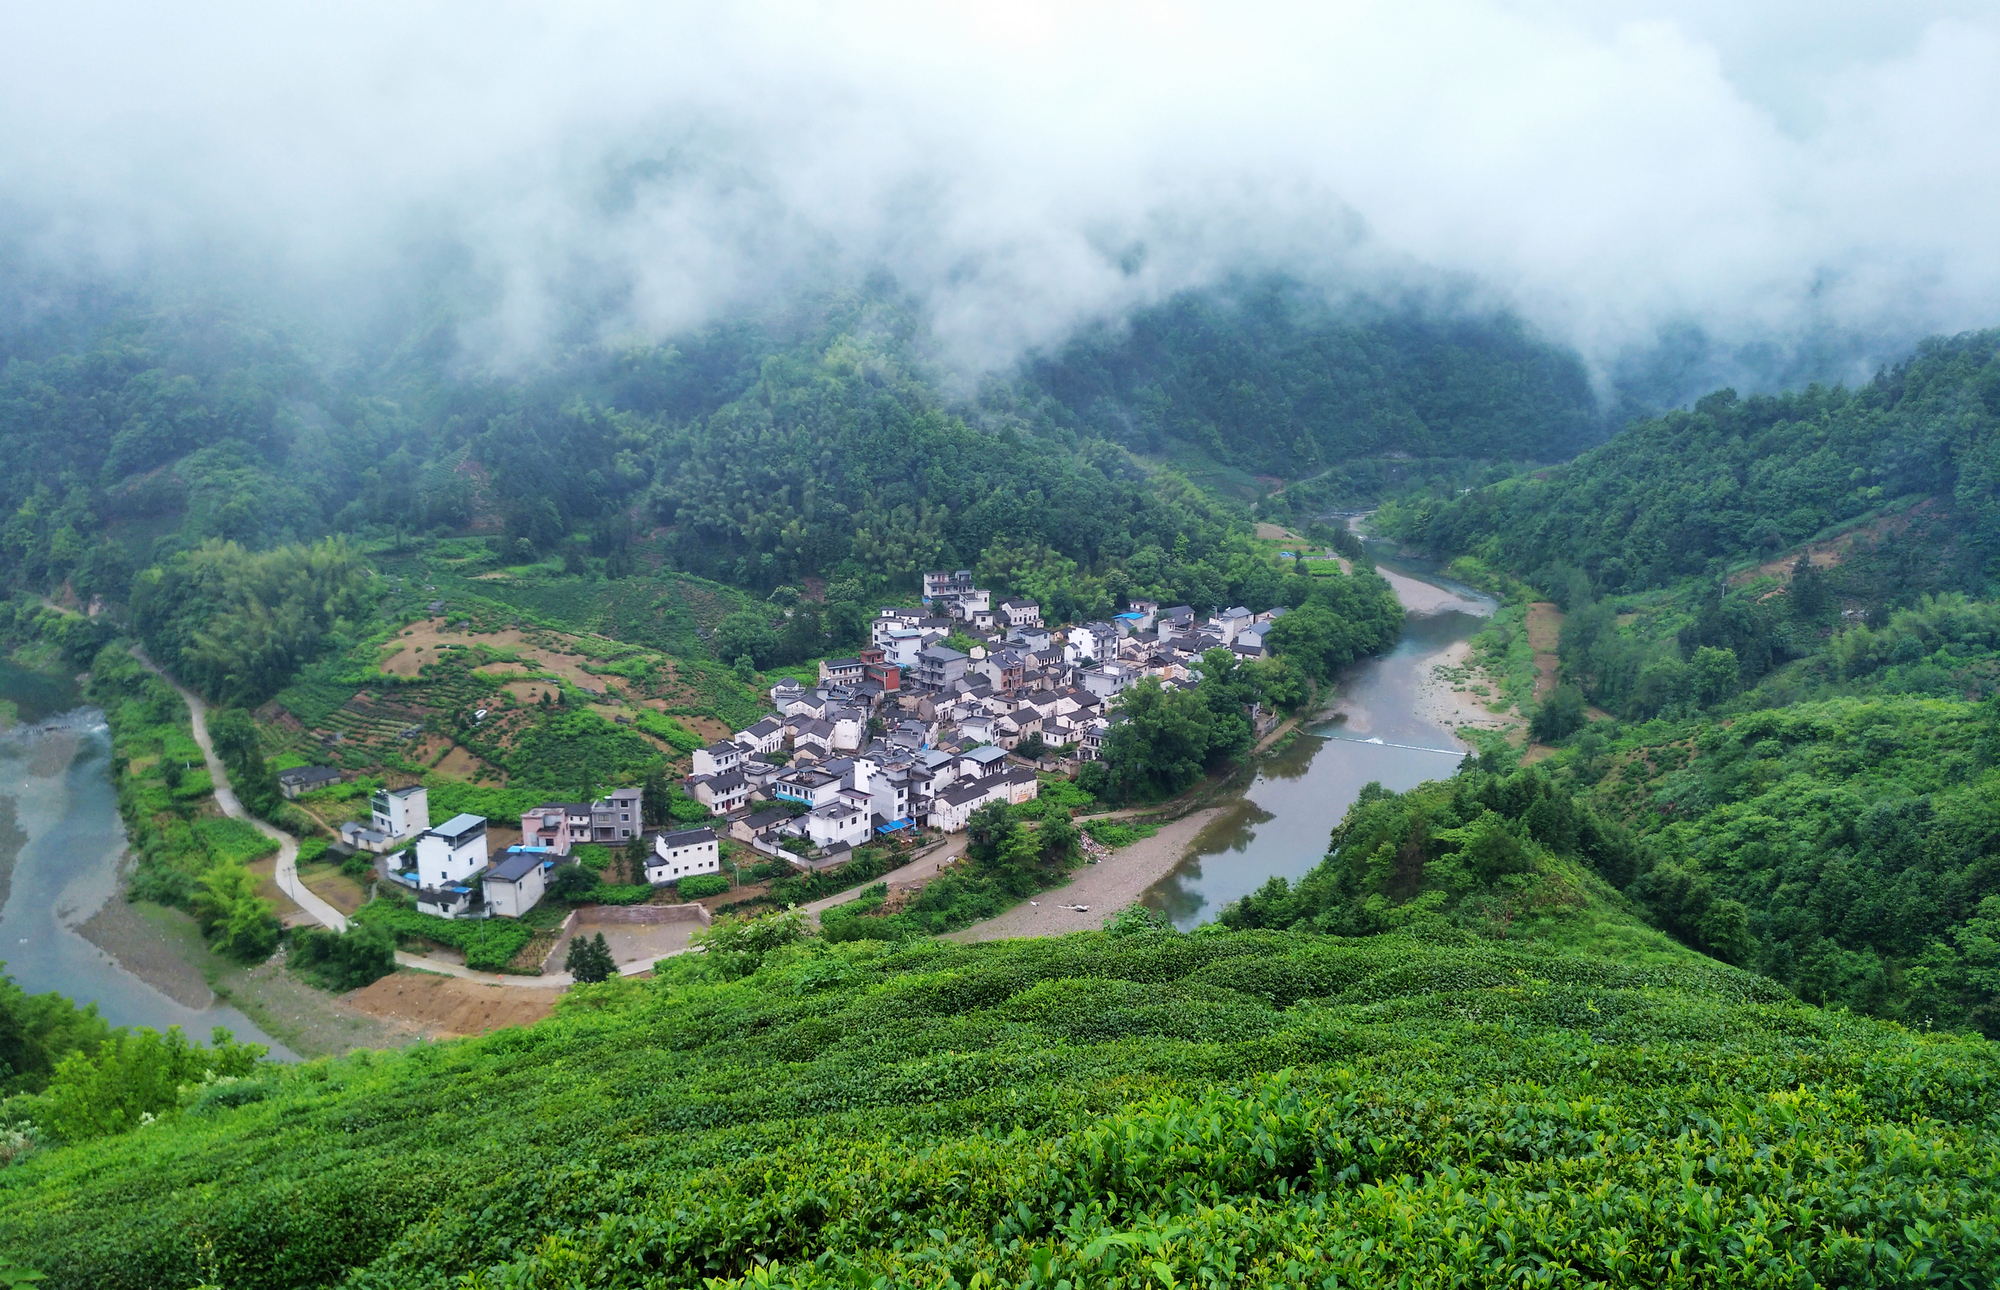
<box><xmin>1115</xmin><ymin>612</ymin><xmax>1143</xmax><ymax>620</ymax></box>
<box><xmin>875</xmin><ymin>819</ymin><xmax>912</xmax><ymax>833</ymax></box>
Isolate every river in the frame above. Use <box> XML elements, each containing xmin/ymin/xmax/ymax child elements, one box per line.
<box><xmin>1142</xmin><ymin>553</ymin><xmax>1497</xmax><ymax>929</ymax></box>
<box><xmin>0</xmin><ymin>678</ymin><xmax>293</xmax><ymax>1056</ymax></box>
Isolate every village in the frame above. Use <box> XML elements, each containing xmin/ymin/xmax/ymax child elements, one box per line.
<box><xmin>280</xmin><ymin>571</ymin><xmax>1291</xmax><ymax>925</ymax></box>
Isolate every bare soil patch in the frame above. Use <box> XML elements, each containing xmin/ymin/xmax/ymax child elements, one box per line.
<box><xmin>1728</xmin><ymin>503</ymin><xmax>1929</xmax><ymax>588</ymax></box>
<box><xmin>342</xmin><ymin>972</ymin><xmax>561</xmax><ymax>1039</ymax></box>
<box><xmin>433</xmin><ymin>745</ymin><xmax>488</xmax><ymax>780</ymax></box>
<box><xmin>300</xmin><ymin>866</ymin><xmax>370</xmax><ymax>915</ymax></box>
<box><xmin>1524</xmin><ymin>602</ymin><xmax>1564</xmax><ymax>700</ymax></box>
<box><xmin>74</xmin><ymin>894</ymin><xmax>217</xmax><ymax>1009</ymax></box>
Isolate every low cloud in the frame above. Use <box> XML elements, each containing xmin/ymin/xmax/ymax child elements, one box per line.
<box><xmin>3</xmin><ymin>1</ymin><xmax>1996</xmax><ymax>386</ymax></box>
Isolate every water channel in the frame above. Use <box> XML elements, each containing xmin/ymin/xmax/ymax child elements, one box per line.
<box><xmin>0</xmin><ymin>671</ymin><xmax>292</xmax><ymax>1055</ymax></box>
<box><xmin>1142</xmin><ymin>552</ymin><xmax>1498</xmax><ymax>929</ymax></box>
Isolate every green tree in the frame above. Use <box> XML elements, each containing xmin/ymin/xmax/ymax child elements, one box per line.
<box><xmin>713</xmin><ymin>612</ymin><xmax>779</xmax><ymax>670</ymax></box>
<box><xmin>1529</xmin><ymin>685</ymin><xmax>1587</xmax><ymax>743</ymax></box>
<box><xmin>565</xmin><ymin>932</ymin><xmax>615</xmax><ymax>984</ymax></box>
<box><xmin>1690</xmin><ymin>645</ymin><xmax>1739</xmax><ymax>706</ymax></box>
<box><xmin>1096</xmin><ymin>679</ymin><xmax>1214</xmax><ymax>802</ymax></box>
<box><xmin>189</xmin><ymin>866</ymin><xmax>279</xmax><ymax>963</ymax></box>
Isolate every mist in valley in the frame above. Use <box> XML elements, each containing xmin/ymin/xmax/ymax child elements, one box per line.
<box><xmin>2</xmin><ymin>0</ymin><xmax>1997</xmax><ymax>402</ymax></box>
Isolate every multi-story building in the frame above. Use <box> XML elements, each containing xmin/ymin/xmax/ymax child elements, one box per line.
<box><xmin>371</xmin><ymin>784</ymin><xmax>429</xmax><ymax>840</ymax></box>
<box><xmin>645</xmin><ymin>827</ymin><xmax>720</xmax><ymax>885</ymax></box>
<box><xmin>916</xmin><ymin>644</ymin><xmax>969</xmax><ymax>692</ymax></box>
<box><xmin>999</xmin><ymin>598</ymin><xmax>1042</xmax><ymax>628</ymax></box>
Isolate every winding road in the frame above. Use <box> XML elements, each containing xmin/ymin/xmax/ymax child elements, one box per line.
<box><xmin>133</xmin><ymin>649</ymin><xmax>621</xmax><ymax>986</ymax></box>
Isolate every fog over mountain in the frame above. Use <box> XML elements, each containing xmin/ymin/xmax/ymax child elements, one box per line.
<box><xmin>3</xmin><ymin>1</ymin><xmax>1996</xmax><ymax>392</ymax></box>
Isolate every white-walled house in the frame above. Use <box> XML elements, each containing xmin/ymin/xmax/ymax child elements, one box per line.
<box><xmin>416</xmin><ymin>814</ymin><xmax>489</xmax><ymax>889</ymax></box>
<box><xmin>645</xmin><ymin>827</ymin><xmax>720</xmax><ymax>885</ymax></box>
<box><xmin>684</xmin><ymin>770</ymin><xmax>750</xmax><ymax>815</ymax></box>
<box><xmin>734</xmin><ymin>716</ymin><xmax>786</xmax><ymax>754</ymax></box>
<box><xmin>692</xmin><ymin>741</ymin><xmax>744</xmax><ymax>778</ymax></box>
<box><xmin>805</xmin><ymin>800</ymin><xmax>871</xmax><ymax>851</ymax></box>
<box><xmin>482</xmin><ymin>848</ymin><xmax>550</xmax><ymax>917</ymax></box>
<box><xmin>1000</xmin><ymin>598</ymin><xmax>1042</xmax><ymax>628</ymax></box>
<box><xmin>371</xmin><ymin>784</ymin><xmax>429</xmax><ymax>841</ymax></box>
<box><xmin>926</xmin><ymin>782</ymin><xmax>990</xmax><ymax>832</ymax></box>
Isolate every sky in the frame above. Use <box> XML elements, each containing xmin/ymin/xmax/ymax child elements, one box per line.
<box><xmin>2</xmin><ymin>0</ymin><xmax>1995</xmax><ymax>383</ymax></box>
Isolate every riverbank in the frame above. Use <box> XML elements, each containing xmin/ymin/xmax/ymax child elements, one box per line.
<box><xmin>1411</xmin><ymin>637</ymin><xmax>1520</xmax><ymax>737</ymax></box>
<box><xmin>944</xmin><ymin>806</ymin><xmax>1226</xmax><ymax>942</ymax></box>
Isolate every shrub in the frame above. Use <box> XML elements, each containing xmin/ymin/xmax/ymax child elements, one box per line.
<box><xmin>287</xmin><ymin>923</ymin><xmax>395</xmax><ymax>993</ymax></box>
<box><xmin>676</xmin><ymin>873</ymin><xmax>730</xmax><ymax>899</ymax></box>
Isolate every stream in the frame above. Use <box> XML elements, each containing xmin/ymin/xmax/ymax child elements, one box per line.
<box><xmin>1142</xmin><ymin>552</ymin><xmax>1498</xmax><ymax>929</ymax></box>
<box><xmin>0</xmin><ymin>676</ymin><xmax>291</xmax><ymax>1055</ymax></box>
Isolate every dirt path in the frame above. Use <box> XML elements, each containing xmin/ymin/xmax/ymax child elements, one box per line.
<box><xmin>946</xmin><ymin>807</ymin><xmax>1224</xmax><ymax>941</ymax></box>
<box><xmin>805</xmin><ymin>835</ymin><xmax>969</xmax><ymax>919</ymax></box>
<box><xmin>1524</xmin><ymin>602</ymin><xmax>1564</xmax><ymax>700</ymax></box>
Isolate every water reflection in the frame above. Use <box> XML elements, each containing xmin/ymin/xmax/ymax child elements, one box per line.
<box><xmin>1141</xmin><ymin>558</ymin><xmax>1495</xmax><ymax>929</ymax></box>
<box><xmin>0</xmin><ymin>661</ymin><xmax>78</xmax><ymax>725</ymax></box>
<box><xmin>0</xmin><ymin>708</ymin><xmax>294</xmax><ymax>1056</ymax></box>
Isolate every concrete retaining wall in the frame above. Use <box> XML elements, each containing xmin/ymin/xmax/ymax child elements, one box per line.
<box><xmin>572</xmin><ymin>901</ymin><xmax>711</xmax><ymax>927</ymax></box>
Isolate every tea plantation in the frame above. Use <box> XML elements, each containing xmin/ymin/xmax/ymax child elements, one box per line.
<box><xmin>5</xmin><ymin>928</ymin><xmax>1998</xmax><ymax>1288</ymax></box>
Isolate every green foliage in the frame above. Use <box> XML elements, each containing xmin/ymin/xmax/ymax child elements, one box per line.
<box><xmin>1531</xmin><ymin>683</ymin><xmax>1588</xmax><ymax>742</ymax></box>
<box><xmin>1010</xmin><ymin>277</ymin><xmax>1602</xmax><ymax>474</ymax></box>
<box><xmin>546</xmin><ymin>864</ymin><xmax>603</xmax><ymax>902</ymax></box>
<box><xmin>132</xmin><ymin>538</ymin><xmax>374</xmax><ymax>706</ymax></box>
<box><xmin>1082</xmin><ymin>819</ymin><xmax>1157</xmax><ymax>848</ymax></box>
<box><xmin>187</xmin><ymin>864</ymin><xmax>280</xmax><ymax>963</ymax></box>
<box><xmin>286</xmin><ymin>924</ymin><xmax>395</xmax><ymax>993</ymax></box>
<box><xmin>691</xmin><ymin>905</ymin><xmax>814</xmax><ymax>977</ymax></box>
<box><xmin>1262</xmin><ymin>569</ymin><xmax>1404</xmax><ymax>681</ymax></box>
<box><xmin>676</xmin><ymin>873</ymin><xmax>730</xmax><ymax>899</ymax></box>
<box><xmin>5</xmin><ymin>929</ymin><xmax>1997</xmax><ymax>1289</ymax></box>
<box><xmin>1383</xmin><ymin>332</ymin><xmax>2000</xmax><ymax>601</ymax></box>
<box><xmin>15</xmin><ymin>1025</ymin><xmax>263</xmax><ymax>1146</ymax></box>
<box><xmin>633</xmin><ymin>708</ymin><xmax>702</xmax><ymax>752</ymax></box>
<box><xmin>0</xmin><ymin>973</ymin><xmax>112</xmax><ymax>1097</ymax></box>
<box><xmin>1573</xmin><ymin>693</ymin><xmax>2000</xmax><ymax>1031</ymax></box>
<box><xmin>1223</xmin><ymin>762</ymin><xmax>1655</xmax><ymax>949</ymax></box>
<box><xmin>564</xmin><ymin>933</ymin><xmax>615</xmax><ymax>984</ymax></box>
<box><xmin>418</xmin><ymin>774</ymin><xmax>547</xmax><ymax>824</ymax></box>
<box><xmin>350</xmin><ymin>902</ymin><xmax>534</xmax><ymax>973</ymax></box>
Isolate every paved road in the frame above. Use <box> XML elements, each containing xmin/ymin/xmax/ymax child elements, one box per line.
<box><xmin>392</xmin><ymin>948</ymin><xmax>665</xmax><ymax>987</ymax></box>
<box><xmin>134</xmin><ymin>648</ymin><xmax>350</xmax><ymax>933</ymax></box>
<box><xmin>141</xmin><ymin>649</ymin><xmax>702</xmax><ymax>987</ymax></box>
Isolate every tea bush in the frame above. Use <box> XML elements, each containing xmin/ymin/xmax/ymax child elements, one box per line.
<box><xmin>5</xmin><ymin>930</ymin><xmax>1996</xmax><ymax>1288</ymax></box>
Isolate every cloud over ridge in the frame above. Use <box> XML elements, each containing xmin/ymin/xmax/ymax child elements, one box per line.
<box><xmin>3</xmin><ymin>0</ymin><xmax>1996</xmax><ymax>379</ymax></box>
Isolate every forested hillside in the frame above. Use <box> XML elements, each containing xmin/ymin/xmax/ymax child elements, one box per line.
<box><xmin>1359</xmin><ymin>327</ymin><xmax>2000</xmax><ymax>1039</ymax></box>
<box><xmin>1380</xmin><ymin>329</ymin><xmax>2000</xmax><ymax>599</ymax></box>
<box><xmin>0</xmin><ymin>280</ymin><xmax>1613</xmax><ymax>620</ymax></box>
<box><xmin>5</xmin><ymin>922</ymin><xmax>1996</xmax><ymax>1288</ymax></box>
<box><xmin>999</xmin><ymin>277</ymin><xmax>1604</xmax><ymax>476</ymax></box>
